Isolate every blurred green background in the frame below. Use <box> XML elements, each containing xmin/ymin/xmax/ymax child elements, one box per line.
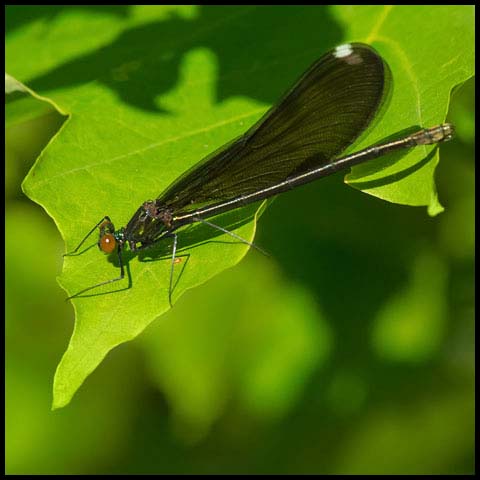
<box><xmin>6</xmin><ymin>6</ymin><xmax>474</xmax><ymax>475</ymax></box>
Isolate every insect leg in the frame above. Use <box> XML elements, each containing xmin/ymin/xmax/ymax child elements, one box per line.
<box><xmin>193</xmin><ymin>217</ymin><xmax>269</xmax><ymax>257</ymax></box>
<box><xmin>167</xmin><ymin>233</ymin><xmax>178</xmax><ymax>308</ymax></box>
<box><xmin>65</xmin><ymin>243</ymin><xmax>125</xmax><ymax>300</ymax></box>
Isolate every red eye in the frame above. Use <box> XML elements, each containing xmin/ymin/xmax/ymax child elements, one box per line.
<box><xmin>99</xmin><ymin>234</ymin><xmax>116</xmax><ymax>253</ymax></box>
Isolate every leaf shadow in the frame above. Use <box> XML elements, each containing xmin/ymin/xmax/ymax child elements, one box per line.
<box><xmin>349</xmin><ymin>146</ymin><xmax>438</xmax><ymax>189</ymax></box>
<box><xmin>6</xmin><ymin>5</ymin><xmax>130</xmax><ymax>34</ymax></box>
<box><xmin>346</xmin><ymin>125</ymin><xmax>441</xmax><ymax>184</ymax></box>
<box><xmin>21</xmin><ymin>6</ymin><xmax>343</xmax><ymax>113</ymax></box>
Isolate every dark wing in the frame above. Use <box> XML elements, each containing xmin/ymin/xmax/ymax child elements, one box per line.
<box><xmin>158</xmin><ymin>43</ymin><xmax>389</xmax><ymax>213</ymax></box>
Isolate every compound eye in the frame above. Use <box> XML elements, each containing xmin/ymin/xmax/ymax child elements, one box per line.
<box><xmin>99</xmin><ymin>234</ymin><xmax>116</xmax><ymax>253</ymax></box>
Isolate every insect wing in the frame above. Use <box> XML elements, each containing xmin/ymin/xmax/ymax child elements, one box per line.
<box><xmin>158</xmin><ymin>43</ymin><xmax>388</xmax><ymax>213</ymax></box>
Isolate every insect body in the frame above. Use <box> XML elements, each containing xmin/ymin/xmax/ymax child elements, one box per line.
<box><xmin>65</xmin><ymin>43</ymin><xmax>454</xmax><ymax>306</ymax></box>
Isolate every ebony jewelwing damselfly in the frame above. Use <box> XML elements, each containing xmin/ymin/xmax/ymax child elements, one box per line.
<box><xmin>64</xmin><ymin>43</ymin><xmax>454</xmax><ymax>305</ymax></box>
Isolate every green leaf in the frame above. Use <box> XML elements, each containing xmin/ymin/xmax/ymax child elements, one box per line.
<box><xmin>6</xmin><ymin>5</ymin><xmax>474</xmax><ymax>408</ymax></box>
